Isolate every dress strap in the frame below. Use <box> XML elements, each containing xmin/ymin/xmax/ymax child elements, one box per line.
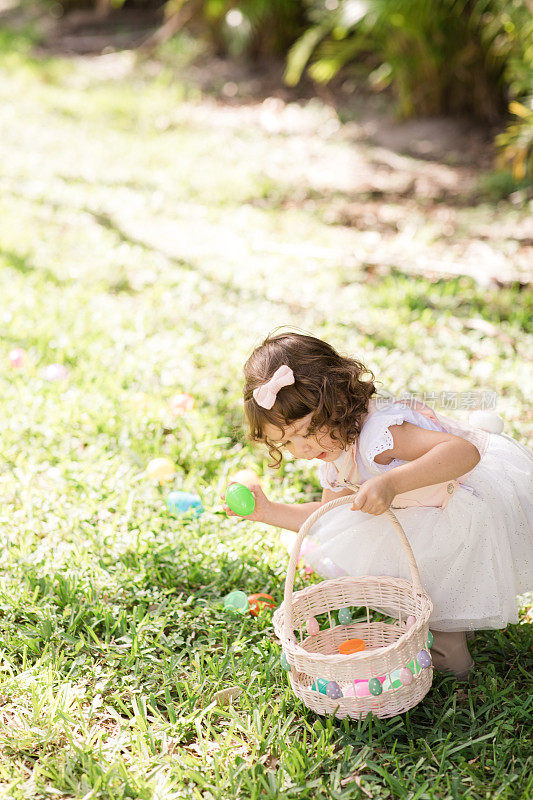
<box><xmin>335</xmin><ymin>445</ymin><xmax>361</xmax><ymax>488</ymax></box>
<box><xmin>336</xmin><ymin>450</ymin><xmax>353</xmax><ymax>485</ymax></box>
<box><xmin>332</xmin><ymin>399</ymin><xmax>377</xmax><ymax>489</ymax></box>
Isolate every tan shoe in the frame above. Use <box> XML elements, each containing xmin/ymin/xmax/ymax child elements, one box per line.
<box><xmin>429</xmin><ymin>630</ymin><xmax>474</xmax><ymax>680</ymax></box>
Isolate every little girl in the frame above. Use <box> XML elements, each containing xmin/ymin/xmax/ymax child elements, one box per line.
<box><xmin>224</xmin><ymin>331</ymin><xmax>533</xmax><ymax>679</ymax></box>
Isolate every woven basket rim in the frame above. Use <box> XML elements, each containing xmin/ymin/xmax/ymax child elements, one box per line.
<box><xmin>273</xmin><ymin>574</ymin><xmax>432</xmax><ymax>663</ymax></box>
<box><xmin>280</xmin><ymin>572</ymin><xmax>426</xmax><ymax>599</ymax></box>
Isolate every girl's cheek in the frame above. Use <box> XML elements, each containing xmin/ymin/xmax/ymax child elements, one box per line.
<box><xmin>317</xmin><ymin>431</ymin><xmax>333</xmax><ymax>448</ymax></box>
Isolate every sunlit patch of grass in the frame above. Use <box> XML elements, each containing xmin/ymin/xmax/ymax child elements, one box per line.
<box><xmin>0</xmin><ymin>30</ymin><xmax>531</xmax><ymax>799</ymax></box>
<box><xmin>370</xmin><ymin>270</ymin><xmax>532</xmax><ymax>333</ymax></box>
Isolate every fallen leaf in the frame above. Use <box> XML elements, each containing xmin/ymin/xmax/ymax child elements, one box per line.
<box><xmin>214</xmin><ymin>686</ymin><xmax>242</xmax><ymax>706</ymax></box>
<box><xmin>340</xmin><ymin>764</ymin><xmax>372</xmax><ymax>797</ymax></box>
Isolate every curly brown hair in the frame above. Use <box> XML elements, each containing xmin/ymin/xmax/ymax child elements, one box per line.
<box><xmin>243</xmin><ymin>330</ymin><xmax>378</xmax><ymax>467</ymax></box>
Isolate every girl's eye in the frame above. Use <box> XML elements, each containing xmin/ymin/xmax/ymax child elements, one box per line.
<box><xmin>274</xmin><ymin>429</ymin><xmax>312</xmax><ymax>447</ymax></box>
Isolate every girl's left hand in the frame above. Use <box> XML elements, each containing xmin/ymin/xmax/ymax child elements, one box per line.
<box><xmin>351</xmin><ymin>475</ymin><xmax>396</xmax><ymax>516</ymax></box>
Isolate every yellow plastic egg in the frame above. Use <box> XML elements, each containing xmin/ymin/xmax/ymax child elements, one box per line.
<box><xmin>145</xmin><ymin>457</ymin><xmax>175</xmax><ymax>484</ymax></box>
<box><xmin>231</xmin><ymin>469</ymin><xmax>258</xmax><ymax>485</ymax></box>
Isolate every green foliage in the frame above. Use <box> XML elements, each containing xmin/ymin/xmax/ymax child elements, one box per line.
<box><xmin>288</xmin><ymin>1</ymin><xmax>521</xmax><ymax>113</ymax></box>
<box><xmin>286</xmin><ymin>0</ymin><xmax>533</xmax><ymax>178</ymax></box>
<box><xmin>477</xmin><ymin>168</ymin><xmax>531</xmax><ymax>202</ymax></box>
<box><xmin>496</xmin><ymin>99</ymin><xmax>533</xmax><ymax>182</ymax></box>
<box><xmin>49</xmin><ymin>0</ymin><xmax>306</xmax><ymax>58</ymax></box>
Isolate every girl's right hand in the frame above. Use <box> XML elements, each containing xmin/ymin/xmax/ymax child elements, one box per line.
<box><xmin>220</xmin><ymin>481</ymin><xmax>271</xmax><ymax>524</ymax></box>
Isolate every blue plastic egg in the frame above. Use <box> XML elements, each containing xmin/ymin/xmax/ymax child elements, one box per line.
<box><xmin>326</xmin><ymin>681</ymin><xmax>342</xmax><ymax>699</ymax></box>
<box><xmin>167</xmin><ymin>491</ymin><xmax>203</xmax><ymax>517</ymax></box>
<box><xmin>417</xmin><ymin>649</ymin><xmax>432</xmax><ymax>669</ymax></box>
<box><xmin>338</xmin><ymin>607</ymin><xmax>352</xmax><ymax>625</ymax></box>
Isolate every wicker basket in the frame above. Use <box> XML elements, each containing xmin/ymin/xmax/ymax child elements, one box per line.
<box><xmin>273</xmin><ymin>495</ymin><xmax>434</xmax><ymax>719</ymax></box>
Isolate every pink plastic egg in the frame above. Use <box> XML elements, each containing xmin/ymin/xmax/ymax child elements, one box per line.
<box><xmin>354</xmin><ymin>681</ymin><xmax>371</xmax><ymax>698</ymax></box>
<box><xmin>405</xmin><ymin>615</ymin><xmax>416</xmax><ymax>629</ymax></box>
<box><xmin>343</xmin><ymin>684</ymin><xmax>355</xmax><ymax>697</ymax></box>
<box><xmin>399</xmin><ymin>667</ymin><xmax>414</xmax><ymax>685</ymax></box>
<box><xmin>9</xmin><ymin>348</ymin><xmax>26</xmax><ymax>369</ymax></box>
<box><xmin>169</xmin><ymin>393</ymin><xmax>194</xmax><ymax>416</ymax></box>
<box><xmin>44</xmin><ymin>363</ymin><xmax>69</xmax><ymax>381</ymax></box>
<box><xmin>306</xmin><ymin>617</ymin><xmax>320</xmax><ymax>636</ymax></box>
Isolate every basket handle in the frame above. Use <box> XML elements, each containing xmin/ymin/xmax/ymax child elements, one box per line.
<box><xmin>283</xmin><ymin>490</ymin><xmax>425</xmax><ymax>637</ymax></box>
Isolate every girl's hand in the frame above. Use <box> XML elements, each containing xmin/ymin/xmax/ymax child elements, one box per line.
<box><xmin>350</xmin><ymin>475</ymin><xmax>396</xmax><ymax>516</ymax></box>
<box><xmin>220</xmin><ymin>480</ymin><xmax>272</xmax><ymax>524</ymax></box>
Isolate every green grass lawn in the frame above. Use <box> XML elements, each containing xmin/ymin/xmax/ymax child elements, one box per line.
<box><xmin>0</xmin><ymin>25</ymin><xmax>532</xmax><ymax>799</ymax></box>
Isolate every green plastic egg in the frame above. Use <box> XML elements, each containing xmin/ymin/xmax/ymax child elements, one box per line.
<box><xmin>383</xmin><ymin>669</ymin><xmax>402</xmax><ymax>691</ymax></box>
<box><xmin>368</xmin><ymin>678</ymin><xmax>383</xmax><ymax>696</ymax></box>
<box><xmin>338</xmin><ymin>607</ymin><xmax>352</xmax><ymax>625</ymax></box>
<box><xmin>311</xmin><ymin>678</ymin><xmax>329</xmax><ymax>695</ymax></box>
<box><xmin>427</xmin><ymin>631</ymin><xmax>434</xmax><ymax>649</ymax></box>
<box><xmin>224</xmin><ymin>590</ymin><xmax>249</xmax><ymax>613</ymax></box>
<box><xmin>225</xmin><ymin>483</ymin><xmax>256</xmax><ymax>516</ymax></box>
<box><xmin>280</xmin><ymin>651</ymin><xmax>291</xmax><ymax>671</ymax></box>
<box><xmin>406</xmin><ymin>659</ymin><xmax>419</xmax><ymax>675</ymax></box>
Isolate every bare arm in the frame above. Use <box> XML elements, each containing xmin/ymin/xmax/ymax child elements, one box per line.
<box><xmin>264</xmin><ymin>500</ymin><xmax>321</xmax><ymax>532</ymax></box>
<box><xmin>377</xmin><ymin>423</ymin><xmax>481</xmax><ymax>495</ymax></box>
<box><xmin>222</xmin><ymin>475</ymin><xmax>355</xmax><ymax>532</ymax></box>
<box><xmin>352</xmin><ymin>422</ymin><xmax>481</xmax><ymax>515</ymax></box>
<box><xmin>266</xmin><ymin>486</ymin><xmax>354</xmax><ymax>532</ymax></box>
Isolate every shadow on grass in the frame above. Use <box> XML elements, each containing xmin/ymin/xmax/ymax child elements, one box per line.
<box><xmin>0</xmin><ymin>246</ymin><xmax>67</xmax><ymax>287</ymax></box>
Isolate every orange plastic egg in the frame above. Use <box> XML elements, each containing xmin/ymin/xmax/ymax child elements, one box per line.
<box><xmin>338</xmin><ymin>638</ymin><xmax>366</xmax><ymax>655</ymax></box>
<box><xmin>248</xmin><ymin>593</ymin><xmax>276</xmax><ymax>617</ymax></box>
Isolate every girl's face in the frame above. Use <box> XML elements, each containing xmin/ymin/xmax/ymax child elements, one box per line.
<box><xmin>262</xmin><ymin>412</ymin><xmax>345</xmax><ymax>462</ymax></box>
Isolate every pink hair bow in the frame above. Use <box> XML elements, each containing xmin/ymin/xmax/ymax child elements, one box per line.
<box><xmin>253</xmin><ymin>365</ymin><xmax>295</xmax><ymax>409</ymax></box>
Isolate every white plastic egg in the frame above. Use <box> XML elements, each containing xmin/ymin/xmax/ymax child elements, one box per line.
<box><xmin>469</xmin><ymin>410</ymin><xmax>504</xmax><ymax>434</ymax></box>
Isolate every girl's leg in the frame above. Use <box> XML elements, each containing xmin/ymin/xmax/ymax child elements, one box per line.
<box><xmin>429</xmin><ymin>630</ymin><xmax>474</xmax><ymax>679</ymax></box>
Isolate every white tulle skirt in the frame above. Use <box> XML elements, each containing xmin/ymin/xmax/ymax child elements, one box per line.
<box><xmin>296</xmin><ymin>433</ymin><xmax>533</xmax><ymax>631</ymax></box>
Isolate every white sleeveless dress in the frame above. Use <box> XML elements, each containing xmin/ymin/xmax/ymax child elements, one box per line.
<box><xmin>299</xmin><ymin>404</ymin><xmax>533</xmax><ymax>632</ymax></box>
